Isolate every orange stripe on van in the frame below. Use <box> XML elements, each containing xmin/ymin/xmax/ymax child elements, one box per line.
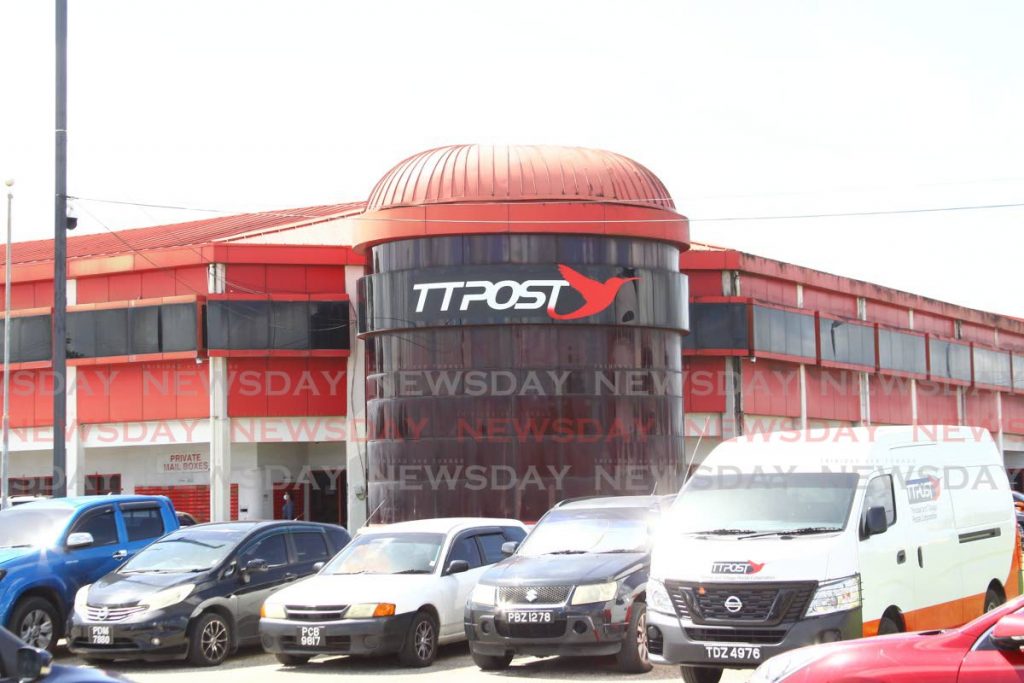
<box><xmin>1006</xmin><ymin>527</ymin><xmax>1022</xmax><ymax>600</ymax></box>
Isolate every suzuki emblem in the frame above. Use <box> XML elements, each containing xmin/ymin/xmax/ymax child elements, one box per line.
<box><xmin>724</xmin><ymin>596</ymin><xmax>743</xmax><ymax>614</ymax></box>
<box><xmin>525</xmin><ymin>589</ymin><xmax>539</xmax><ymax>603</ymax></box>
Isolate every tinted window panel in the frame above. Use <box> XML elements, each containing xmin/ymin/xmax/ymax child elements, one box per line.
<box><xmin>122</xmin><ymin>506</ymin><xmax>165</xmax><ymax>542</ymax></box>
<box><xmin>877</xmin><ymin>329</ymin><xmax>926</xmax><ymax>375</ymax></box>
<box><xmin>683</xmin><ymin>303</ymin><xmax>749</xmax><ymax>351</ymax></box>
<box><xmin>930</xmin><ymin>340</ymin><xmax>972</xmax><ymax>382</ymax></box>
<box><xmin>271</xmin><ymin>301</ymin><xmax>309</xmax><ymax>350</ymax></box>
<box><xmin>974</xmin><ymin>347</ymin><xmax>1012</xmax><ymax>388</ymax></box>
<box><xmin>66</xmin><ymin>311</ymin><xmax>96</xmax><ymax>358</ymax></box>
<box><xmin>311</xmin><ymin>302</ymin><xmax>348</xmax><ymax>349</ymax></box>
<box><xmin>71</xmin><ymin>507</ymin><xmax>118</xmax><ymax>547</ymax></box>
<box><xmin>228</xmin><ymin>301</ymin><xmax>270</xmax><ymax>350</ymax></box>
<box><xmin>240</xmin><ymin>533</ymin><xmax>289</xmax><ymax>567</ymax></box>
<box><xmin>819</xmin><ymin>318</ymin><xmax>875</xmax><ymax>367</ymax></box>
<box><xmin>752</xmin><ymin>307</ymin><xmax>815</xmax><ymax>359</ymax></box>
<box><xmin>1</xmin><ymin>315</ymin><xmax>52</xmax><ymax>363</ymax></box>
<box><xmin>130</xmin><ymin>306</ymin><xmax>160</xmax><ymax>355</ymax></box>
<box><xmin>292</xmin><ymin>531</ymin><xmax>330</xmax><ymax>563</ymax></box>
<box><xmin>160</xmin><ymin>304</ymin><xmax>197</xmax><ymax>352</ymax></box>
<box><xmin>1015</xmin><ymin>355</ymin><xmax>1024</xmax><ymax>393</ymax></box>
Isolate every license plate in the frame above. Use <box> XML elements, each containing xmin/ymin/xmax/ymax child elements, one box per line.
<box><xmin>506</xmin><ymin>611</ymin><xmax>553</xmax><ymax>624</ymax></box>
<box><xmin>704</xmin><ymin>644</ymin><xmax>761</xmax><ymax>661</ymax></box>
<box><xmin>90</xmin><ymin>626</ymin><xmax>111</xmax><ymax>645</ymax></box>
<box><xmin>299</xmin><ymin>626</ymin><xmax>322</xmax><ymax>648</ymax></box>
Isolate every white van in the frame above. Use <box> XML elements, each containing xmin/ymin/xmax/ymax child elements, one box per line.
<box><xmin>646</xmin><ymin>425</ymin><xmax>1020</xmax><ymax>683</ymax></box>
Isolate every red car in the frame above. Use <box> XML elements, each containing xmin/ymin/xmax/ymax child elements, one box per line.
<box><xmin>749</xmin><ymin>596</ymin><xmax>1024</xmax><ymax>683</ymax></box>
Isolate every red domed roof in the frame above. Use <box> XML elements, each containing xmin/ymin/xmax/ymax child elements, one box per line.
<box><xmin>366</xmin><ymin>144</ymin><xmax>675</xmax><ymax>212</ymax></box>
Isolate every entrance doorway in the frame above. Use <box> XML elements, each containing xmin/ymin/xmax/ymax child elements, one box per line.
<box><xmin>309</xmin><ymin>469</ymin><xmax>347</xmax><ymax>528</ymax></box>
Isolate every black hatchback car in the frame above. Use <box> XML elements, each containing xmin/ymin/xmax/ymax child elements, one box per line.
<box><xmin>465</xmin><ymin>496</ymin><xmax>671</xmax><ymax>673</ymax></box>
<box><xmin>67</xmin><ymin>521</ymin><xmax>350</xmax><ymax>667</ymax></box>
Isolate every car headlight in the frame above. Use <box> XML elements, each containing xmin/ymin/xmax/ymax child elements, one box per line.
<box><xmin>647</xmin><ymin>579</ymin><xmax>674</xmax><ymax>615</ymax></box>
<box><xmin>261</xmin><ymin>602</ymin><xmax>286</xmax><ymax>620</ymax></box>
<box><xmin>806</xmin><ymin>575</ymin><xmax>861</xmax><ymax>617</ymax></box>
<box><xmin>570</xmin><ymin>581</ymin><xmax>617</xmax><ymax>606</ymax></box>
<box><xmin>74</xmin><ymin>585</ymin><xmax>91</xmax><ymax>611</ymax></box>
<box><xmin>750</xmin><ymin>647</ymin><xmax>826</xmax><ymax>683</ymax></box>
<box><xmin>344</xmin><ymin>603</ymin><xmax>396</xmax><ymax>619</ymax></box>
<box><xmin>471</xmin><ymin>583</ymin><xmax>497</xmax><ymax>607</ymax></box>
<box><xmin>143</xmin><ymin>584</ymin><xmax>194</xmax><ymax>612</ymax></box>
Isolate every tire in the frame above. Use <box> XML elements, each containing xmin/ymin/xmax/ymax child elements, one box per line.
<box><xmin>188</xmin><ymin>612</ymin><xmax>232</xmax><ymax>667</ymax></box>
<box><xmin>275</xmin><ymin>654</ymin><xmax>311</xmax><ymax>666</ymax></box>
<box><xmin>471</xmin><ymin>648</ymin><xmax>513</xmax><ymax>671</ymax></box>
<box><xmin>397</xmin><ymin>610</ymin><xmax>439</xmax><ymax>668</ymax></box>
<box><xmin>985</xmin><ymin>587</ymin><xmax>1005</xmax><ymax>613</ymax></box>
<box><xmin>877</xmin><ymin>615</ymin><xmax>902</xmax><ymax>635</ymax></box>
<box><xmin>616</xmin><ymin>602</ymin><xmax>653</xmax><ymax>674</ymax></box>
<box><xmin>9</xmin><ymin>597</ymin><xmax>60</xmax><ymax>652</ymax></box>
<box><xmin>680</xmin><ymin>665</ymin><xmax>723</xmax><ymax>683</ymax></box>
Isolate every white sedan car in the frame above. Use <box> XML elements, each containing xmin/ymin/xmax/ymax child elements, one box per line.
<box><xmin>259</xmin><ymin>517</ymin><xmax>527</xmax><ymax>667</ymax></box>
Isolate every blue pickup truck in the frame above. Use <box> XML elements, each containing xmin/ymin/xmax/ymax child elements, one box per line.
<box><xmin>0</xmin><ymin>496</ymin><xmax>179</xmax><ymax>652</ymax></box>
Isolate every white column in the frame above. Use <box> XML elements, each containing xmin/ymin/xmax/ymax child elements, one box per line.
<box><xmin>208</xmin><ymin>264</ymin><xmax>231</xmax><ymax>521</ymax></box>
<box><xmin>345</xmin><ymin>264</ymin><xmax>367</xmax><ymax>529</ymax></box>
<box><xmin>65</xmin><ymin>278</ymin><xmax>83</xmax><ymax>495</ymax></box>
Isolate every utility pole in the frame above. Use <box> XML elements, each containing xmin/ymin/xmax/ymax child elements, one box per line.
<box><xmin>1</xmin><ymin>179</ymin><xmax>12</xmax><ymax>510</ymax></box>
<box><xmin>53</xmin><ymin>0</ymin><xmax>68</xmax><ymax>498</ymax></box>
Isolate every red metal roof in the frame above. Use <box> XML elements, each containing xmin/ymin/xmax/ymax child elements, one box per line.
<box><xmin>3</xmin><ymin>202</ymin><xmax>365</xmax><ymax>265</ymax></box>
<box><xmin>366</xmin><ymin>144</ymin><xmax>676</xmax><ymax>212</ymax></box>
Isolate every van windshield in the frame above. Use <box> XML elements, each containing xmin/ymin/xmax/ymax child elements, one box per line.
<box><xmin>671</xmin><ymin>472</ymin><xmax>860</xmax><ymax>535</ymax></box>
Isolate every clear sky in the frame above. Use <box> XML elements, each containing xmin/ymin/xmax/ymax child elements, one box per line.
<box><xmin>1</xmin><ymin>1</ymin><xmax>1022</xmax><ymax>316</ymax></box>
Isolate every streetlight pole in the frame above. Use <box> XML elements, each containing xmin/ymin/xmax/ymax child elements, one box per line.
<box><xmin>2</xmin><ymin>179</ymin><xmax>12</xmax><ymax>511</ymax></box>
<box><xmin>53</xmin><ymin>0</ymin><xmax>68</xmax><ymax>498</ymax></box>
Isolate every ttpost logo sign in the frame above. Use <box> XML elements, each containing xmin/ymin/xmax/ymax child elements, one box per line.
<box><xmin>711</xmin><ymin>561</ymin><xmax>766</xmax><ymax>576</ymax></box>
<box><xmin>412</xmin><ymin>264</ymin><xmax>639</xmax><ymax>321</ymax></box>
<box><xmin>907</xmin><ymin>475</ymin><xmax>942</xmax><ymax>505</ymax></box>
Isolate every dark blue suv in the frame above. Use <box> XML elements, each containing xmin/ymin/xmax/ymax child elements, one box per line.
<box><xmin>0</xmin><ymin>496</ymin><xmax>179</xmax><ymax>652</ymax></box>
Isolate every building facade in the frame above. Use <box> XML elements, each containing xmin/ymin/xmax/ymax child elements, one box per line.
<box><xmin>3</xmin><ymin>144</ymin><xmax>1024</xmax><ymax>526</ymax></box>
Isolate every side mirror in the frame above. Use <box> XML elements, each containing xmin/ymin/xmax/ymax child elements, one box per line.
<box><xmin>17</xmin><ymin>647</ymin><xmax>52</xmax><ymax>682</ymax></box>
<box><xmin>501</xmin><ymin>541</ymin><xmax>519</xmax><ymax>557</ymax></box>
<box><xmin>446</xmin><ymin>560</ymin><xmax>470</xmax><ymax>575</ymax></box>
<box><xmin>991</xmin><ymin>613</ymin><xmax>1024</xmax><ymax>650</ymax></box>
<box><xmin>67</xmin><ymin>532</ymin><xmax>95</xmax><ymax>549</ymax></box>
<box><xmin>245</xmin><ymin>559</ymin><xmax>269</xmax><ymax>574</ymax></box>
<box><xmin>312</xmin><ymin>561</ymin><xmax>325</xmax><ymax>572</ymax></box>
<box><xmin>864</xmin><ymin>506</ymin><xmax>889</xmax><ymax>537</ymax></box>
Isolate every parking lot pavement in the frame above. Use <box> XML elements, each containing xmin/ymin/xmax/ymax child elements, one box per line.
<box><xmin>60</xmin><ymin>645</ymin><xmax>751</xmax><ymax>682</ymax></box>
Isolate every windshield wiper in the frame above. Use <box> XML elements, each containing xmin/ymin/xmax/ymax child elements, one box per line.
<box><xmin>740</xmin><ymin>527</ymin><xmax>842</xmax><ymax>540</ymax></box>
<box><xmin>393</xmin><ymin>569</ymin><xmax>430</xmax><ymax>575</ymax></box>
<box><xmin>600</xmin><ymin>549</ymin><xmax>645</xmax><ymax>554</ymax></box>
<box><xmin>686</xmin><ymin>529</ymin><xmax>756</xmax><ymax>536</ymax></box>
<box><xmin>544</xmin><ymin>550</ymin><xmax>589</xmax><ymax>555</ymax></box>
<box><xmin>0</xmin><ymin>544</ymin><xmax>32</xmax><ymax>549</ymax></box>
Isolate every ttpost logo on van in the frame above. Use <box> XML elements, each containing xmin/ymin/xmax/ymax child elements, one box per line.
<box><xmin>412</xmin><ymin>264</ymin><xmax>639</xmax><ymax>321</ymax></box>
<box><xmin>711</xmin><ymin>561</ymin><xmax>766</xmax><ymax>575</ymax></box>
<box><xmin>907</xmin><ymin>475</ymin><xmax>942</xmax><ymax>505</ymax></box>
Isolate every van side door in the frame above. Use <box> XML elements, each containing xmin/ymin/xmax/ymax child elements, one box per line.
<box><xmin>858</xmin><ymin>473</ymin><xmax>914</xmax><ymax>634</ymax></box>
<box><xmin>905</xmin><ymin>465</ymin><xmax>963</xmax><ymax>629</ymax></box>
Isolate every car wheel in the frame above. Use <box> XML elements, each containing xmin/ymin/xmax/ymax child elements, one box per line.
<box><xmin>470</xmin><ymin>647</ymin><xmax>513</xmax><ymax>671</ymax></box>
<box><xmin>10</xmin><ymin>597</ymin><xmax>59</xmax><ymax>652</ymax></box>
<box><xmin>616</xmin><ymin>602</ymin><xmax>653</xmax><ymax>673</ymax></box>
<box><xmin>398</xmin><ymin>610</ymin><xmax>439</xmax><ymax>668</ymax></box>
<box><xmin>877</xmin><ymin>615</ymin><xmax>902</xmax><ymax>635</ymax></box>
<box><xmin>985</xmin><ymin>588</ymin><xmax>1005</xmax><ymax>612</ymax></box>
<box><xmin>188</xmin><ymin>612</ymin><xmax>232</xmax><ymax>667</ymax></box>
<box><xmin>680</xmin><ymin>665</ymin><xmax>723</xmax><ymax>683</ymax></box>
<box><xmin>275</xmin><ymin>654</ymin><xmax>311</xmax><ymax>666</ymax></box>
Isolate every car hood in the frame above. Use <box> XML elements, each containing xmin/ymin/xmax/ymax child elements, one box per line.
<box><xmin>266</xmin><ymin>573</ymin><xmax>441</xmax><ymax>613</ymax></box>
<box><xmin>651</xmin><ymin>533</ymin><xmax>849</xmax><ymax>583</ymax></box>
<box><xmin>481</xmin><ymin>552</ymin><xmax>648</xmax><ymax>586</ymax></box>
<box><xmin>88</xmin><ymin>571</ymin><xmax>203</xmax><ymax>605</ymax></box>
<box><xmin>0</xmin><ymin>546</ymin><xmax>39</xmax><ymax>567</ymax></box>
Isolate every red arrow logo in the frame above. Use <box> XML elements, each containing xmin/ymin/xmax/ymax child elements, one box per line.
<box><xmin>547</xmin><ymin>264</ymin><xmax>639</xmax><ymax>321</ymax></box>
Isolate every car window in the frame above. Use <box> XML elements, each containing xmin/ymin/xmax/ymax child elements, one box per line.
<box><xmin>293</xmin><ymin>531</ymin><xmax>330</xmax><ymax>563</ymax></box>
<box><xmin>122</xmin><ymin>505</ymin><xmax>165</xmax><ymax>542</ymax></box>
<box><xmin>448</xmin><ymin>535</ymin><xmax>483</xmax><ymax>569</ymax></box>
<box><xmin>326</xmin><ymin>527</ymin><xmax>351</xmax><ymax>552</ymax></box>
<box><xmin>70</xmin><ymin>506</ymin><xmax>119</xmax><ymax>547</ymax></box>
<box><xmin>865</xmin><ymin>475</ymin><xmax>897</xmax><ymax>526</ymax></box>
<box><xmin>239</xmin><ymin>533</ymin><xmax>289</xmax><ymax>568</ymax></box>
<box><xmin>478</xmin><ymin>533</ymin><xmax>508</xmax><ymax>565</ymax></box>
<box><xmin>503</xmin><ymin>526</ymin><xmax>528</xmax><ymax>543</ymax></box>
